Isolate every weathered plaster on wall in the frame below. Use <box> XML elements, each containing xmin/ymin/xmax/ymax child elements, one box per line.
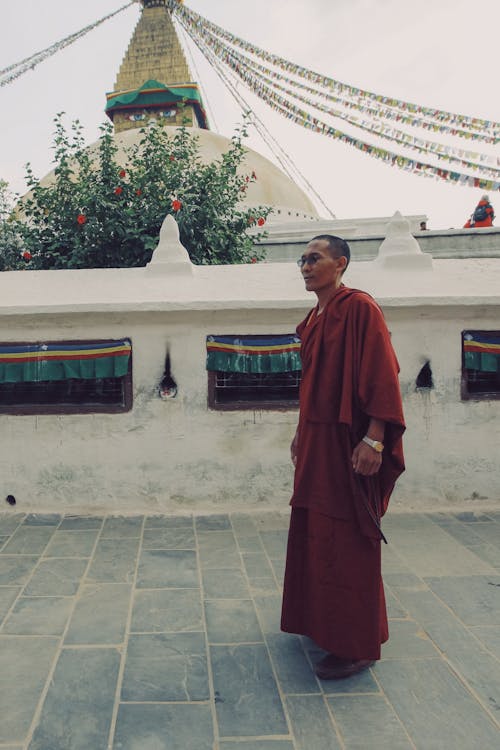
<box><xmin>0</xmin><ymin>218</ymin><xmax>499</xmax><ymax>513</ymax></box>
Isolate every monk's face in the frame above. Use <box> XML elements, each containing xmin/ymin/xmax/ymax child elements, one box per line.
<box><xmin>299</xmin><ymin>239</ymin><xmax>346</xmax><ymax>294</ymax></box>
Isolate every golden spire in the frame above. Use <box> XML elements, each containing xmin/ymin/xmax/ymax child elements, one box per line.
<box><xmin>106</xmin><ymin>0</ymin><xmax>208</xmax><ymax>133</ymax></box>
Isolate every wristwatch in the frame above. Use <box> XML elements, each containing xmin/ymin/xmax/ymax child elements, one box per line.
<box><xmin>362</xmin><ymin>436</ymin><xmax>384</xmax><ymax>453</ymax></box>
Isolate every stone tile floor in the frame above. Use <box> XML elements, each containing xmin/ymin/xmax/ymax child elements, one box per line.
<box><xmin>0</xmin><ymin>509</ymin><xmax>500</xmax><ymax>749</ymax></box>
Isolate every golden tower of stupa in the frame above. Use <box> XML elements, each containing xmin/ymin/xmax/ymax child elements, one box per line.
<box><xmin>36</xmin><ymin>0</ymin><xmax>319</xmax><ymax>221</ymax></box>
<box><xmin>105</xmin><ymin>0</ymin><xmax>208</xmax><ymax>134</ymax></box>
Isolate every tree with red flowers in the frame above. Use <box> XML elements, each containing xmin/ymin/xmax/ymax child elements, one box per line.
<box><xmin>5</xmin><ymin>113</ymin><xmax>271</xmax><ymax>269</ymax></box>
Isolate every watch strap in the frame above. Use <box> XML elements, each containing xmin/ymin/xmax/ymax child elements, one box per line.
<box><xmin>362</xmin><ymin>436</ymin><xmax>384</xmax><ymax>452</ymax></box>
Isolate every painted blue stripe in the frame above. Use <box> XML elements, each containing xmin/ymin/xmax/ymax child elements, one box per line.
<box><xmin>0</xmin><ymin>340</ymin><xmax>131</xmax><ymax>354</ymax></box>
<box><xmin>464</xmin><ymin>332</ymin><xmax>500</xmax><ymax>346</ymax></box>
<box><xmin>207</xmin><ymin>335</ymin><xmax>299</xmax><ymax>346</ymax></box>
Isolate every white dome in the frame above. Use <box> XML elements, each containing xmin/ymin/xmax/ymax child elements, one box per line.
<box><xmin>35</xmin><ymin>126</ymin><xmax>320</xmax><ymax>225</ymax></box>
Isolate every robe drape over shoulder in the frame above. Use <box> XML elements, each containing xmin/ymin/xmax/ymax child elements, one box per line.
<box><xmin>281</xmin><ymin>286</ymin><xmax>405</xmax><ymax>660</ymax></box>
<box><xmin>292</xmin><ymin>285</ymin><xmax>405</xmax><ymax>532</ymax></box>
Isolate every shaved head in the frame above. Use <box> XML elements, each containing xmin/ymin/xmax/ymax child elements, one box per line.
<box><xmin>310</xmin><ymin>235</ymin><xmax>350</xmax><ymax>270</ymax></box>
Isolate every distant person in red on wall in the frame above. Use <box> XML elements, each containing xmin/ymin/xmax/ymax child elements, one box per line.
<box><xmin>464</xmin><ymin>195</ymin><xmax>495</xmax><ymax>228</ymax></box>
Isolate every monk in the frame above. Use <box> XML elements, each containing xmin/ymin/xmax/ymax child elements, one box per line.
<box><xmin>280</xmin><ymin>234</ymin><xmax>405</xmax><ymax>680</ymax></box>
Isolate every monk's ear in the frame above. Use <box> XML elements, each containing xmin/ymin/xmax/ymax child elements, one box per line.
<box><xmin>336</xmin><ymin>255</ymin><xmax>348</xmax><ymax>274</ymax></box>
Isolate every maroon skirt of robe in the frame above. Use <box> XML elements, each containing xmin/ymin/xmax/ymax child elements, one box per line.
<box><xmin>280</xmin><ymin>507</ymin><xmax>388</xmax><ymax>661</ymax></box>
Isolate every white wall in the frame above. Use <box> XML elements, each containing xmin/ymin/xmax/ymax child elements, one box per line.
<box><xmin>0</xmin><ymin>309</ymin><xmax>300</xmax><ymax>514</ymax></box>
<box><xmin>386</xmin><ymin>305</ymin><xmax>500</xmax><ymax>509</ymax></box>
<box><xmin>0</xmin><ymin>301</ymin><xmax>499</xmax><ymax>514</ymax></box>
<box><xmin>0</xmin><ymin>217</ymin><xmax>499</xmax><ymax>513</ymax></box>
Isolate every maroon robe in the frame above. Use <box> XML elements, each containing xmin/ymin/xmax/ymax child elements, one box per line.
<box><xmin>281</xmin><ymin>286</ymin><xmax>405</xmax><ymax>660</ymax></box>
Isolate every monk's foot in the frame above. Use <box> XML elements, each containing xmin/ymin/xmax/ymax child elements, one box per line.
<box><xmin>315</xmin><ymin>654</ymin><xmax>375</xmax><ymax>680</ymax></box>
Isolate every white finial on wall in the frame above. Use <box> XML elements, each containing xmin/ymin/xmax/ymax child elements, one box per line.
<box><xmin>375</xmin><ymin>211</ymin><xmax>433</xmax><ymax>270</ymax></box>
<box><xmin>145</xmin><ymin>214</ymin><xmax>193</xmax><ymax>275</ymax></box>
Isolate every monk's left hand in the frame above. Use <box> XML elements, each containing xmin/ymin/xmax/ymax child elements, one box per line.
<box><xmin>352</xmin><ymin>441</ymin><xmax>383</xmax><ymax>475</ymax></box>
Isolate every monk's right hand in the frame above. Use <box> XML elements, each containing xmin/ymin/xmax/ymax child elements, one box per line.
<box><xmin>290</xmin><ymin>430</ymin><xmax>299</xmax><ymax>467</ymax></box>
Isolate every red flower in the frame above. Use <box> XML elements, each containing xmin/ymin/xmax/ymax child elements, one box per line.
<box><xmin>114</xmin><ymin>186</ymin><xmax>123</xmax><ymax>195</ymax></box>
<box><xmin>169</xmin><ymin>155</ymin><xmax>176</xmax><ymax>162</ymax></box>
<box><xmin>22</xmin><ymin>251</ymin><xmax>32</xmax><ymax>261</ymax></box>
<box><xmin>251</xmin><ymin>171</ymin><xmax>257</xmax><ymax>180</ymax></box>
<box><xmin>257</xmin><ymin>217</ymin><xmax>265</xmax><ymax>226</ymax></box>
<box><xmin>171</xmin><ymin>199</ymin><xmax>182</xmax><ymax>212</ymax></box>
<box><xmin>135</xmin><ymin>189</ymin><xmax>142</xmax><ymax>196</ymax></box>
<box><xmin>119</xmin><ymin>169</ymin><xmax>126</xmax><ymax>178</ymax></box>
<box><xmin>77</xmin><ymin>214</ymin><xmax>86</xmax><ymax>225</ymax></box>
<box><xmin>250</xmin><ymin>257</ymin><xmax>257</xmax><ymax>264</ymax></box>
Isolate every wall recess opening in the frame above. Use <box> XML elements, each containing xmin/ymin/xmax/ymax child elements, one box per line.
<box><xmin>416</xmin><ymin>361</ymin><xmax>433</xmax><ymax>389</ymax></box>
<box><xmin>0</xmin><ymin>339</ymin><xmax>132</xmax><ymax>414</ymax></box>
<box><xmin>206</xmin><ymin>333</ymin><xmax>301</xmax><ymax>411</ymax></box>
<box><xmin>461</xmin><ymin>330</ymin><xmax>500</xmax><ymax>400</ymax></box>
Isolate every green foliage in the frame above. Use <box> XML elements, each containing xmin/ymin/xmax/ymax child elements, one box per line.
<box><xmin>0</xmin><ymin>180</ymin><xmax>24</xmax><ymax>271</ymax></box>
<box><xmin>4</xmin><ymin>113</ymin><xmax>271</xmax><ymax>270</ymax></box>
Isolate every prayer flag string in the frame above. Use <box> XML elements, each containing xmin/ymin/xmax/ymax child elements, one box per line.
<box><xmin>188</xmin><ymin>21</ymin><xmax>500</xmax><ymax>178</ymax></box>
<box><xmin>171</xmin><ymin>2</ymin><xmax>500</xmax><ymax>189</ymax></box>
<box><xmin>170</xmin><ymin>1</ymin><xmax>499</xmax><ymax>140</ymax></box>
<box><xmin>212</xmin><ymin>43</ymin><xmax>499</xmax><ymax>154</ymax></box>
<box><xmin>0</xmin><ymin>2</ymin><xmax>135</xmax><ymax>88</ymax></box>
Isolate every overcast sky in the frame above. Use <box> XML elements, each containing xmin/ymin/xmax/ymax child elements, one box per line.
<box><xmin>1</xmin><ymin>0</ymin><xmax>499</xmax><ymax>229</ymax></box>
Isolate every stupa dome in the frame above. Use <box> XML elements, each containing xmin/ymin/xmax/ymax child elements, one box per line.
<box><xmin>31</xmin><ymin>0</ymin><xmax>320</xmax><ymax>224</ymax></box>
<box><xmin>33</xmin><ymin>126</ymin><xmax>318</xmax><ymax>224</ymax></box>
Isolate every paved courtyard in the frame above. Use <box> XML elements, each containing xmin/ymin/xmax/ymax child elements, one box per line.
<box><xmin>0</xmin><ymin>508</ymin><xmax>499</xmax><ymax>749</ymax></box>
